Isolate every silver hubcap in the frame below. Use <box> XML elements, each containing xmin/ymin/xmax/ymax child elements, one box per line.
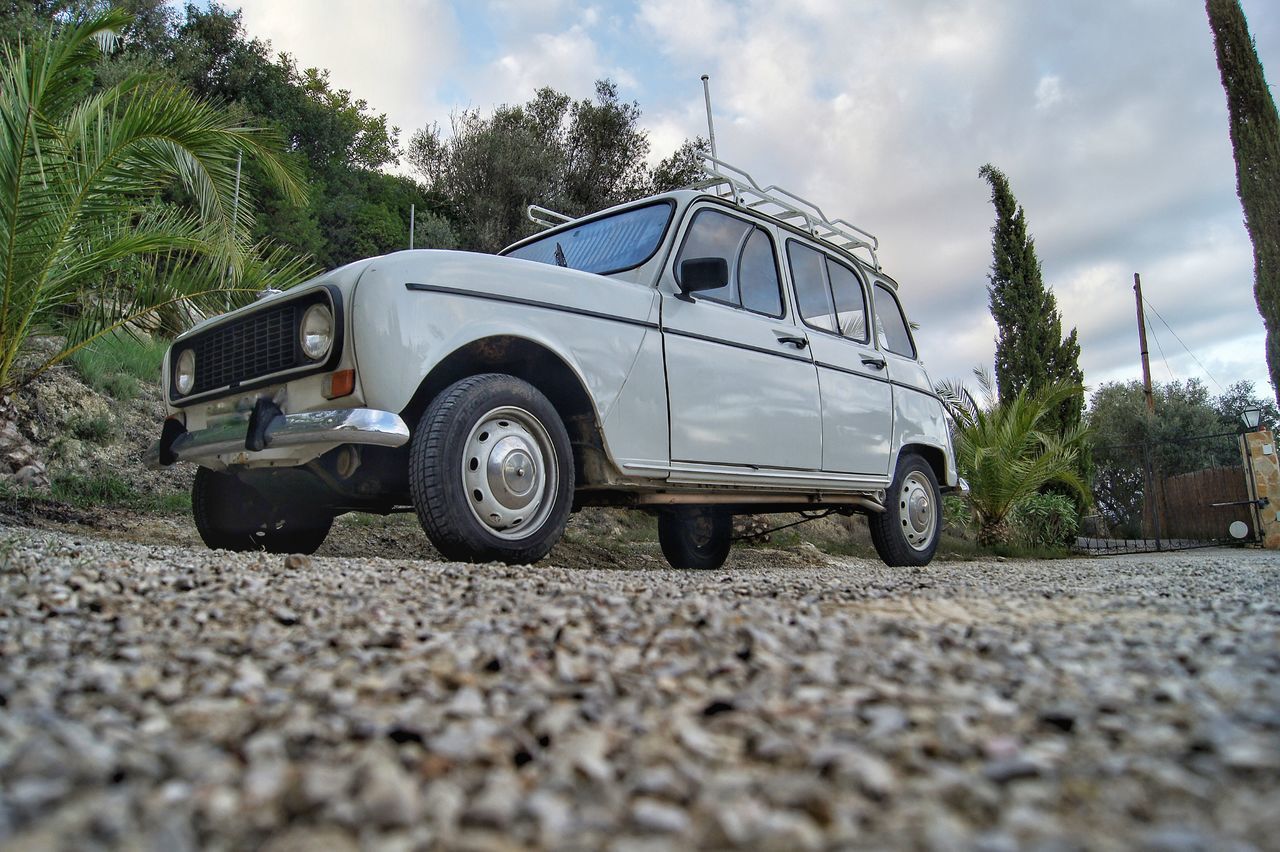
<box><xmin>899</xmin><ymin>470</ymin><xmax>937</xmax><ymax>551</ymax></box>
<box><xmin>462</xmin><ymin>406</ymin><xmax>557</xmax><ymax>540</ymax></box>
<box><xmin>686</xmin><ymin>511</ymin><xmax>715</xmax><ymax>549</ymax></box>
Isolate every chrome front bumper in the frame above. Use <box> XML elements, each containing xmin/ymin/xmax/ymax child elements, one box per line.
<box><xmin>145</xmin><ymin>408</ymin><xmax>410</xmax><ymax>469</ymax></box>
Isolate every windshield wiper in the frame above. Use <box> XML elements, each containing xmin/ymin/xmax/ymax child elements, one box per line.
<box><xmin>554</xmin><ymin>242</ymin><xmax>567</xmax><ymax>268</ymax></box>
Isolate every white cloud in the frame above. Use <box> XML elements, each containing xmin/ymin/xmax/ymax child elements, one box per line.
<box><xmin>484</xmin><ymin>0</ymin><xmax>576</xmax><ymax>32</ymax></box>
<box><xmin>636</xmin><ymin>0</ymin><xmax>734</xmax><ymax>56</ymax></box>
<box><xmin>482</xmin><ymin>26</ymin><xmax>612</xmax><ymax>105</ymax></box>
<box><xmin>1035</xmin><ymin>74</ymin><xmax>1063</xmax><ymax>112</ymax></box>
<box><xmin>234</xmin><ymin>0</ymin><xmax>459</xmax><ymax>142</ymax></box>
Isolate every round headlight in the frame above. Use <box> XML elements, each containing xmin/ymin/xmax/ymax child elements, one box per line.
<box><xmin>300</xmin><ymin>303</ymin><xmax>334</xmax><ymax>361</ymax></box>
<box><xmin>174</xmin><ymin>349</ymin><xmax>195</xmax><ymax>396</ymax></box>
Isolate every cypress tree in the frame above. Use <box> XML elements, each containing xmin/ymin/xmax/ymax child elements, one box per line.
<box><xmin>1206</xmin><ymin>0</ymin><xmax>1280</xmax><ymax>407</ymax></box>
<box><xmin>979</xmin><ymin>164</ymin><xmax>1084</xmax><ymax>431</ymax></box>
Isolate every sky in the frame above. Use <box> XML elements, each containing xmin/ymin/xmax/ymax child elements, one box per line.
<box><xmin>230</xmin><ymin>0</ymin><xmax>1279</xmax><ymax>404</ymax></box>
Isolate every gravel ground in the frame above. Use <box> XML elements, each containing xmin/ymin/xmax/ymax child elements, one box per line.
<box><xmin>1</xmin><ymin>523</ymin><xmax>1278</xmax><ymax>851</ymax></box>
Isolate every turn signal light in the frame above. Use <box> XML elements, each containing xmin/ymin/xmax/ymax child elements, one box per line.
<box><xmin>323</xmin><ymin>369</ymin><xmax>355</xmax><ymax>399</ymax></box>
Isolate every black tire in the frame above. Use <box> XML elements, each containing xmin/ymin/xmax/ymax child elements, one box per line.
<box><xmin>869</xmin><ymin>453</ymin><xmax>941</xmax><ymax>567</ymax></box>
<box><xmin>409</xmin><ymin>374</ymin><xmax>574</xmax><ymax>564</ymax></box>
<box><xmin>192</xmin><ymin>467</ymin><xmax>333</xmax><ymax>554</ymax></box>
<box><xmin>658</xmin><ymin>508</ymin><xmax>732</xmax><ymax>570</ymax></box>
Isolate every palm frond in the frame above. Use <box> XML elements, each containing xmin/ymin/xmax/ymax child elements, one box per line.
<box><xmin>0</xmin><ymin>9</ymin><xmax>312</xmax><ymax>394</ymax></box>
<box><xmin>946</xmin><ymin>375</ymin><xmax>1091</xmax><ymax>542</ymax></box>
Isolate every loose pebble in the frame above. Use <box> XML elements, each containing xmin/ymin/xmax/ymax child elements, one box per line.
<box><xmin>0</xmin><ymin>526</ymin><xmax>1276</xmax><ymax>848</ymax></box>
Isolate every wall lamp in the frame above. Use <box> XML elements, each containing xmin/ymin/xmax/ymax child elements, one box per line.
<box><xmin>1240</xmin><ymin>405</ymin><xmax>1263</xmax><ymax>432</ymax></box>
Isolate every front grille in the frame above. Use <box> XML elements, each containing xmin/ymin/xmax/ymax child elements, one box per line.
<box><xmin>170</xmin><ymin>287</ymin><xmax>341</xmax><ymax>405</ymax></box>
<box><xmin>190</xmin><ymin>303</ymin><xmax>300</xmax><ymax>395</ymax></box>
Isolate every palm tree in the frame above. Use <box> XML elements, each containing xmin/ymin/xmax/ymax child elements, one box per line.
<box><xmin>937</xmin><ymin>369</ymin><xmax>1090</xmax><ymax>545</ymax></box>
<box><xmin>0</xmin><ymin>10</ymin><xmax>311</xmax><ymax>397</ymax></box>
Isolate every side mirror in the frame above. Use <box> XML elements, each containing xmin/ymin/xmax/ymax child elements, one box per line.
<box><xmin>677</xmin><ymin>257</ymin><xmax>728</xmax><ymax>298</ymax></box>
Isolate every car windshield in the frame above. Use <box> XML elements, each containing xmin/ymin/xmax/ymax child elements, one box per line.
<box><xmin>503</xmin><ymin>201</ymin><xmax>674</xmax><ymax>275</ymax></box>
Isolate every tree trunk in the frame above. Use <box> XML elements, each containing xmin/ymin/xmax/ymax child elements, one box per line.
<box><xmin>977</xmin><ymin>517</ymin><xmax>1014</xmax><ymax>548</ymax></box>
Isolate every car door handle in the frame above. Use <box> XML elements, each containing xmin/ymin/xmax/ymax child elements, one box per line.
<box><xmin>861</xmin><ymin>356</ymin><xmax>886</xmax><ymax>370</ymax></box>
<box><xmin>774</xmin><ymin>334</ymin><xmax>808</xmax><ymax>350</ymax></box>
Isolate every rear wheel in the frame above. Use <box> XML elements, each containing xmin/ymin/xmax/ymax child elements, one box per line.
<box><xmin>409</xmin><ymin>374</ymin><xmax>574</xmax><ymax>564</ymax></box>
<box><xmin>192</xmin><ymin>467</ymin><xmax>333</xmax><ymax>554</ymax></box>
<box><xmin>868</xmin><ymin>453</ymin><xmax>941</xmax><ymax>566</ymax></box>
<box><xmin>658</xmin><ymin>507</ymin><xmax>732</xmax><ymax>570</ymax></box>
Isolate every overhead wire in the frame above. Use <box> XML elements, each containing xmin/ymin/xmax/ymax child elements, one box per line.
<box><xmin>1144</xmin><ymin>307</ymin><xmax>1176</xmax><ymax>382</ymax></box>
<box><xmin>1141</xmin><ymin>296</ymin><xmax>1226</xmax><ymax>393</ymax></box>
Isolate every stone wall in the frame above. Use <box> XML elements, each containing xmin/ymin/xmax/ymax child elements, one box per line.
<box><xmin>1242</xmin><ymin>429</ymin><xmax>1280</xmax><ymax>549</ymax></box>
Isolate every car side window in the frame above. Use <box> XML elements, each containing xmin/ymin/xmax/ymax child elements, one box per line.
<box><xmin>739</xmin><ymin>228</ymin><xmax>783</xmax><ymax>316</ymax></box>
<box><xmin>827</xmin><ymin>258</ymin><xmax>868</xmax><ymax>343</ymax></box>
<box><xmin>787</xmin><ymin>241</ymin><xmax>836</xmax><ymax>332</ymax></box>
<box><xmin>874</xmin><ymin>283</ymin><xmax>916</xmax><ymax>358</ymax></box>
<box><xmin>675</xmin><ymin>208</ymin><xmax>784</xmax><ymax>317</ymax></box>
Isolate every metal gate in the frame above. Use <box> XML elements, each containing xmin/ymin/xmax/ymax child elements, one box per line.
<box><xmin>1079</xmin><ymin>431</ymin><xmax>1263</xmax><ymax>554</ymax></box>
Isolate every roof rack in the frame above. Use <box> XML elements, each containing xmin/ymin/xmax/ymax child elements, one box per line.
<box><xmin>695</xmin><ymin>153</ymin><xmax>880</xmax><ymax>270</ymax></box>
<box><xmin>523</xmin><ymin>154</ymin><xmax>881</xmax><ymax>270</ymax></box>
<box><xmin>527</xmin><ymin>204</ymin><xmax>574</xmax><ymax>229</ymax></box>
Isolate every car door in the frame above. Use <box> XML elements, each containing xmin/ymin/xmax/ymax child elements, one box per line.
<box><xmin>661</xmin><ymin>205</ymin><xmax>823</xmax><ymax>470</ymax></box>
<box><xmin>785</xmin><ymin>239</ymin><xmax>894</xmax><ymax>476</ymax></box>
<box><xmin>870</xmin><ymin>277</ymin><xmax>944</xmax><ymax>450</ymax></box>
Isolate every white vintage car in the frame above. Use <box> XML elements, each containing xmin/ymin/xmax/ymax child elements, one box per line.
<box><xmin>149</xmin><ymin>159</ymin><xmax>960</xmax><ymax>569</ymax></box>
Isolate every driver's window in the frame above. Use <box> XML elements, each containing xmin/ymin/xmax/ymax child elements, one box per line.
<box><xmin>675</xmin><ymin>209</ymin><xmax>783</xmax><ymax>317</ymax></box>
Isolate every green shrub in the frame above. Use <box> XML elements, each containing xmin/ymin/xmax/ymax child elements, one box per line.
<box><xmin>67</xmin><ymin>413</ymin><xmax>115</xmax><ymax>444</ymax></box>
<box><xmin>51</xmin><ymin>472</ymin><xmax>137</xmax><ymax>507</ymax></box>
<box><xmin>49</xmin><ymin>471</ymin><xmax>189</xmax><ymax>513</ymax></box>
<box><xmin>69</xmin><ymin>334</ymin><xmax>168</xmax><ymax>401</ymax></box>
<box><xmin>1009</xmin><ymin>493</ymin><xmax>1080</xmax><ymax>549</ymax></box>
<box><xmin>102</xmin><ymin>372</ymin><xmax>139</xmax><ymax>400</ymax></box>
<box><xmin>149</xmin><ymin>491</ymin><xmax>192</xmax><ymax>513</ymax></box>
<box><xmin>943</xmin><ymin>495</ymin><xmax>973</xmax><ymax>539</ymax></box>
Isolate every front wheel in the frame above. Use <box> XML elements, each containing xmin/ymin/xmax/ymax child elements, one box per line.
<box><xmin>658</xmin><ymin>508</ymin><xmax>732</xmax><ymax>570</ymax></box>
<box><xmin>409</xmin><ymin>374</ymin><xmax>574</xmax><ymax>564</ymax></box>
<box><xmin>192</xmin><ymin>468</ymin><xmax>333</xmax><ymax>554</ymax></box>
<box><xmin>868</xmin><ymin>453</ymin><xmax>941</xmax><ymax>566</ymax></box>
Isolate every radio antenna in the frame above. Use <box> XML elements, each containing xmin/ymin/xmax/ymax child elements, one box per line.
<box><xmin>700</xmin><ymin>74</ymin><xmax>719</xmax><ymax>161</ymax></box>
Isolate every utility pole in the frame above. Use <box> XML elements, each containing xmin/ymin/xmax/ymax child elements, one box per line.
<box><xmin>409</xmin><ymin>203</ymin><xmax>415</xmax><ymax>250</ymax></box>
<box><xmin>1134</xmin><ymin>272</ymin><xmax>1155</xmax><ymax>416</ymax></box>
<box><xmin>1135</xmin><ymin>272</ymin><xmax>1162</xmax><ymax>548</ymax></box>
